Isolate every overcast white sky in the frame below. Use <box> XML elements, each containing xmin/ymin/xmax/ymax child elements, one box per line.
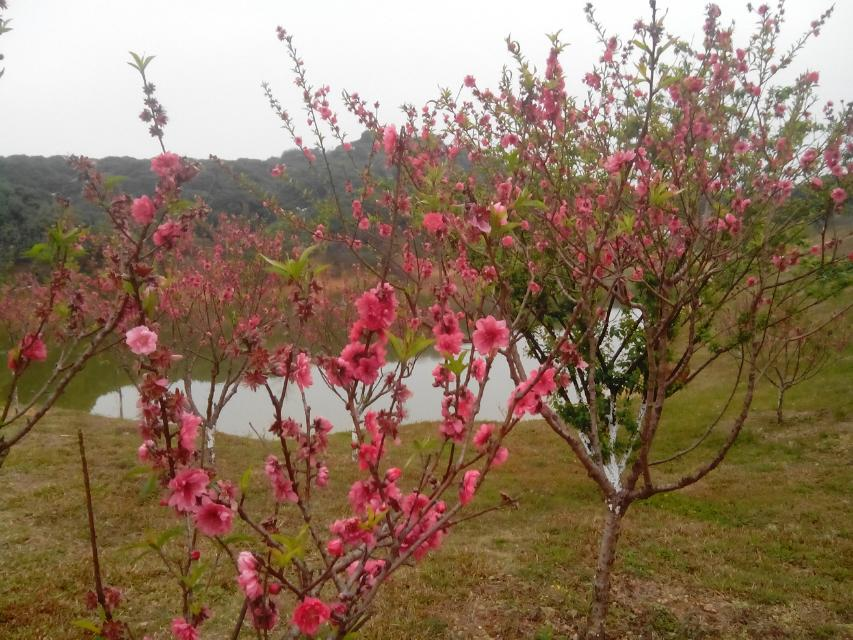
<box><xmin>0</xmin><ymin>0</ymin><xmax>850</xmax><ymax>160</ymax></box>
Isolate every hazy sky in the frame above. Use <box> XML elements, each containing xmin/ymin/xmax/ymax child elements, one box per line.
<box><xmin>1</xmin><ymin>0</ymin><xmax>850</xmax><ymax>160</ymax></box>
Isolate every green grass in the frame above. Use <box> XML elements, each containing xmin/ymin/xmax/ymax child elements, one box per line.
<box><xmin>0</xmin><ymin>350</ymin><xmax>851</xmax><ymax>639</ymax></box>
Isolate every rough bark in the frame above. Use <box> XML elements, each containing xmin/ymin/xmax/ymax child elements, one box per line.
<box><xmin>585</xmin><ymin>503</ymin><xmax>624</xmax><ymax>639</ymax></box>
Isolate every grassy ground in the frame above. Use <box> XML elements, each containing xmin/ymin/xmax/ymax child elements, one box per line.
<box><xmin>0</xmin><ymin>350</ymin><xmax>851</xmax><ymax>639</ymax></box>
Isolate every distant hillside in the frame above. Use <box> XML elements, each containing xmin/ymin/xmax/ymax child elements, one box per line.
<box><xmin>0</xmin><ymin>130</ymin><xmax>383</xmax><ymax>264</ymax></box>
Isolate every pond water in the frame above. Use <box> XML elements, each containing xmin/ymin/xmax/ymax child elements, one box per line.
<box><xmin>90</xmin><ymin>352</ymin><xmax>545</xmax><ymax>437</ymax></box>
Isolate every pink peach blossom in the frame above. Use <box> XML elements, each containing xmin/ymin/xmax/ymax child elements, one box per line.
<box><xmin>472</xmin><ymin>316</ymin><xmax>509</xmax><ymax>356</ymax></box>
<box><xmin>471</xmin><ymin>357</ymin><xmax>486</xmax><ymax>383</ymax></box>
<box><xmin>683</xmin><ymin>76</ymin><xmax>704</xmax><ymax>92</ymax></box>
<box><xmin>151</xmin><ymin>152</ymin><xmax>182</xmax><ymax>178</ymax></box>
<box><xmin>167</xmin><ymin>468</ymin><xmax>209</xmax><ymax>512</ymax></box>
<box><xmin>491</xmin><ymin>446</ymin><xmax>509</xmax><ymax>468</ymax></box>
<box><xmin>733</xmin><ymin>140</ymin><xmax>750</xmax><ymax>154</ymax></box>
<box><xmin>20</xmin><ymin>333</ymin><xmax>47</xmax><ymax>363</ymax></box>
<box><xmin>422</xmin><ymin>212</ymin><xmax>447</xmax><ymax>234</ymax></box>
<box><xmin>511</xmin><ymin>367</ymin><xmax>557</xmax><ymax>416</ymax></box>
<box><xmin>194</xmin><ymin>499</ymin><xmax>233</xmax><ymax>536</ymax></box>
<box><xmin>383</xmin><ymin>124</ymin><xmax>397</xmax><ymax>158</ymax></box>
<box><xmin>131</xmin><ymin>195</ymin><xmax>156</xmax><ymax>224</ymax></box>
<box><xmin>473</xmin><ymin>423</ymin><xmax>494</xmax><ymax>450</ymax></box>
<box><xmin>316</xmin><ymin>465</ymin><xmax>329</xmax><ymax>487</ymax></box>
<box><xmin>354</xmin><ymin>282</ymin><xmax>397</xmax><ymax>332</ymax></box>
<box><xmin>292</xmin><ymin>597</ymin><xmax>331</xmax><ymax>637</ymax></box>
<box><xmin>459</xmin><ymin>470</ymin><xmax>480</xmax><ymax>506</ymax></box>
<box><xmin>125</xmin><ymin>325</ymin><xmax>158</xmax><ymax>356</ymax></box>
<box><xmin>265</xmin><ymin>455</ymin><xmax>298</xmax><ymax>503</ymax></box>
<box><xmin>237</xmin><ymin>551</ymin><xmax>263</xmax><ymax>600</ymax></box>
<box><xmin>179</xmin><ymin>412</ymin><xmax>201</xmax><ymax>452</ymax></box>
<box><xmin>153</xmin><ymin>220</ymin><xmax>183</xmax><ymax>247</ymax></box>
<box><xmin>170</xmin><ymin>618</ymin><xmax>198</xmax><ymax>640</ymax></box>
<box><xmin>294</xmin><ymin>352</ymin><xmax>313</xmax><ymax>389</ymax></box>
<box><xmin>433</xmin><ymin>311</ymin><xmax>463</xmax><ymax>355</ymax></box>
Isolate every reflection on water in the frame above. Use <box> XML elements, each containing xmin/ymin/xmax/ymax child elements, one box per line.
<box><xmin>91</xmin><ymin>353</ymin><xmax>545</xmax><ymax>437</ymax></box>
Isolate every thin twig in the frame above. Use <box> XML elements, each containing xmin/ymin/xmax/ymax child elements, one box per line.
<box><xmin>78</xmin><ymin>429</ymin><xmax>112</xmax><ymax>621</ymax></box>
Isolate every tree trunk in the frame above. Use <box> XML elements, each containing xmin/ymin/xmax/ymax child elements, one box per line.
<box><xmin>776</xmin><ymin>386</ymin><xmax>786</xmax><ymax>424</ymax></box>
<box><xmin>585</xmin><ymin>504</ymin><xmax>624</xmax><ymax>640</ymax></box>
<box><xmin>204</xmin><ymin>424</ymin><xmax>216</xmax><ymax>466</ymax></box>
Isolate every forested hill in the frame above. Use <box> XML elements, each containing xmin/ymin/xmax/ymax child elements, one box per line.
<box><xmin>0</xmin><ymin>130</ymin><xmax>381</xmax><ymax>264</ymax></box>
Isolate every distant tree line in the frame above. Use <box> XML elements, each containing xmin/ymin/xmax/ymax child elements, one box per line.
<box><xmin>0</xmin><ymin>130</ymin><xmax>383</xmax><ymax>266</ymax></box>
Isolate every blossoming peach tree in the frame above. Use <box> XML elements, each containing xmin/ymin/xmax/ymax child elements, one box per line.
<box><xmin>322</xmin><ymin>2</ymin><xmax>853</xmax><ymax>638</ymax></box>
<box><xmin>70</xmin><ymin>50</ymin><xmax>547</xmax><ymax>640</ymax></box>
<box><xmin>337</xmin><ymin>2</ymin><xmax>851</xmax><ymax>637</ymax></box>
<box><xmin>155</xmin><ymin>213</ymin><xmax>299</xmax><ymax>464</ymax></box>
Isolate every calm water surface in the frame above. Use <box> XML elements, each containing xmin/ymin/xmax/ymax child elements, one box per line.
<box><xmin>91</xmin><ymin>353</ymin><xmax>544</xmax><ymax>437</ymax></box>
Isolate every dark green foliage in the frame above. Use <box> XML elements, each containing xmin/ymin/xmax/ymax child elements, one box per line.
<box><xmin>0</xmin><ymin>130</ymin><xmax>384</xmax><ymax>265</ymax></box>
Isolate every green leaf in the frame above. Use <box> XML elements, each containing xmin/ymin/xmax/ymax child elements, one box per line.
<box><xmin>139</xmin><ymin>473</ymin><xmax>159</xmax><ymax>501</ymax></box>
<box><xmin>388</xmin><ymin>332</ymin><xmax>406</xmax><ymax>362</ymax></box>
<box><xmin>631</xmin><ymin>39</ymin><xmax>651</xmax><ymax>54</ymax></box>
<box><xmin>239</xmin><ymin>468</ymin><xmax>252</xmax><ymax>495</ymax></box>
<box><xmin>143</xmin><ymin>291</ymin><xmax>158</xmax><ymax>316</ymax></box>
<box><xmin>513</xmin><ymin>196</ymin><xmax>545</xmax><ymax>214</ymax></box>
<box><xmin>23</xmin><ymin>243</ymin><xmax>51</xmax><ymax>262</ymax></box>
<box><xmin>649</xmin><ymin>183</ymin><xmax>673</xmax><ymax>208</ymax></box>
<box><xmin>260</xmin><ymin>254</ymin><xmax>297</xmax><ymax>280</ymax></box>
<box><xmin>71</xmin><ymin>619</ymin><xmax>101</xmax><ymax>633</ymax></box>
<box><xmin>270</xmin><ymin>525</ymin><xmax>310</xmax><ymax>567</ymax></box>
<box><xmin>390</xmin><ymin>330</ymin><xmax>435</xmax><ymax>363</ymax></box>
<box><xmin>128</xmin><ymin>51</ymin><xmax>155</xmax><ymax>73</ymax></box>
<box><xmin>413</xmin><ymin>436</ymin><xmax>434</xmax><ymax>452</ymax></box>
<box><xmin>182</xmin><ymin>561</ymin><xmax>207</xmax><ymax>590</ymax></box>
<box><xmin>261</xmin><ymin>245</ymin><xmax>324</xmax><ymax>284</ymax></box>
<box><xmin>122</xmin><ymin>280</ymin><xmax>136</xmax><ymax>296</ymax></box>
<box><xmin>167</xmin><ymin>199</ymin><xmax>194</xmax><ymax>214</ymax></box>
<box><xmin>360</xmin><ymin>506</ymin><xmax>386</xmax><ymax>531</ymax></box>
<box><xmin>444</xmin><ymin>351</ymin><xmax>468</xmax><ymax>376</ymax></box>
<box><xmin>409</xmin><ymin>335</ymin><xmax>434</xmax><ymax>358</ymax></box>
